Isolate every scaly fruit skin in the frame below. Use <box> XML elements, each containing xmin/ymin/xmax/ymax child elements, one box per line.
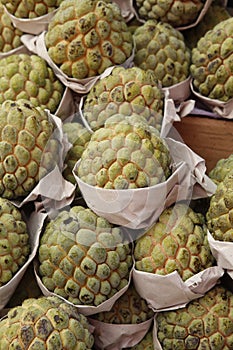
<box><xmin>134</xmin><ymin>203</ymin><xmax>215</xmax><ymax>281</ymax></box>
<box><xmin>206</xmin><ymin>173</ymin><xmax>233</xmax><ymax>242</ymax></box>
<box><xmin>191</xmin><ymin>17</ymin><xmax>233</xmax><ymax>102</ymax></box>
<box><xmin>135</xmin><ymin>0</ymin><xmax>204</xmax><ymax>27</ymax></box>
<box><xmin>183</xmin><ymin>4</ymin><xmax>231</xmax><ymax>50</ymax></box>
<box><xmin>133</xmin><ymin>20</ymin><xmax>191</xmax><ymax>88</ymax></box>
<box><xmin>83</xmin><ymin>66</ymin><xmax>165</xmax><ymax>131</ymax></box>
<box><xmin>45</xmin><ymin>0</ymin><xmax>133</xmax><ymax>79</ymax></box>
<box><xmin>0</xmin><ymin>99</ymin><xmax>57</xmax><ymax>199</ymax></box>
<box><xmin>0</xmin><ymin>197</ymin><xmax>30</xmax><ymax>286</ymax></box>
<box><xmin>0</xmin><ymin>53</ymin><xmax>65</xmax><ymax>113</ymax></box>
<box><xmin>209</xmin><ymin>154</ymin><xmax>233</xmax><ymax>185</ymax></box>
<box><xmin>62</xmin><ymin>122</ymin><xmax>91</xmax><ymax>190</ymax></box>
<box><xmin>156</xmin><ymin>284</ymin><xmax>233</xmax><ymax>349</ymax></box>
<box><xmin>0</xmin><ymin>3</ymin><xmax>23</xmax><ymax>52</ymax></box>
<box><xmin>1</xmin><ymin>0</ymin><xmax>63</xmax><ymax>18</ymax></box>
<box><xmin>92</xmin><ymin>283</ymin><xmax>154</xmax><ymax>323</ymax></box>
<box><xmin>38</xmin><ymin>205</ymin><xmax>133</xmax><ymax>306</ymax></box>
<box><xmin>0</xmin><ymin>295</ymin><xmax>95</xmax><ymax>349</ymax></box>
<box><xmin>77</xmin><ymin>114</ymin><xmax>172</xmax><ymax>189</ymax></box>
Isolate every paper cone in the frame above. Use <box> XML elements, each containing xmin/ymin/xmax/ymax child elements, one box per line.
<box><xmin>89</xmin><ymin>317</ymin><xmax>153</xmax><ymax>350</ymax></box>
<box><xmin>132</xmin><ymin>265</ymin><xmax>224</xmax><ymax>312</ymax></box>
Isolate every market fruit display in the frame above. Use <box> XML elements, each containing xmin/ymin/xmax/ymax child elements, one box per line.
<box><xmin>62</xmin><ymin>122</ymin><xmax>91</xmax><ymax>191</ymax></box>
<box><xmin>133</xmin><ymin>20</ymin><xmax>191</xmax><ymax>87</ymax></box>
<box><xmin>91</xmin><ymin>282</ymin><xmax>154</xmax><ymax>323</ymax></box>
<box><xmin>0</xmin><ymin>53</ymin><xmax>65</xmax><ymax>112</ymax></box>
<box><xmin>208</xmin><ymin>153</ymin><xmax>233</xmax><ymax>185</ymax></box>
<box><xmin>45</xmin><ymin>0</ymin><xmax>133</xmax><ymax>79</ymax></box>
<box><xmin>156</xmin><ymin>284</ymin><xmax>233</xmax><ymax>349</ymax></box>
<box><xmin>134</xmin><ymin>203</ymin><xmax>215</xmax><ymax>280</ymax></box>
<box><xmin>0</xmin><ymin>197</ymin><xmax>30</xmax><ymax>286</ymax></box>
<box><xmin>134</xmin><ymin>0</ymin><xmax>204</xmax><ymax>27</ymax></box>
<box><xmin>0</xmin><ymin>295</ymin><xmax>95</xmax><ymax>349</ymax></box>
<box><xmin>38</xmin><ymin>205</ymin><xmax>133</xmax><ymax>306</ymax></box>
<box><xmin>206</xmin><ymin>173</ymin><xmax>233</xmax><ymax>242</ymax></box>
<box><xmin>190</xmin><ymin>17</ymin><xmax>233</xmax><ymax>102</ymax></box>
<box><xmin>1</xmin><ymin>0</ymin><xmax>63</xmax><ymax>18</ymax></box>
<box><xmin>82</xmin><ymin>66</ymin><xmax>165</xmax><ymax>131</ymax></box>
<box><xmin>0</xmin><ymin>99</ymin><xmax>58</xmax><ymax>199</ymax></box>
<box><xmin>183</xmin><ymin>4</ymin><xmax>231</xmax><ymax>49</ymax></box>
<box><xmin>77</xmin><ymin>114</ymin><xmax>172</xmax><ymax>189</ymax></box>
<box><xmin>0</xmin><ymin>3</ymin><xmax>23</xmax><ymax>52</ymax></box>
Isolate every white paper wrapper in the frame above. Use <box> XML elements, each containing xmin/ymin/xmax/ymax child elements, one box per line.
<box><xmin>190</xmin><ymin>80</ymin><xmax>233</xmax><ymax>119</ymax></box>
<box><xmin>162</xmin><ymin>76</ymin><xmax>192</xmax><ymax>104</ymax></box>
<box><xmin>10</xmin><ymin>112</ymin><xmax>75</xmax><ymax>209</ymax></box>
<box><xmin>113</xmin><ymin>0</ymin><xmax>135</xmax><ymax>22</ymax></box>
<box><xmin>88</xmin><ymin>317</ymin><xmax>153</xmax><ymax>350</ymax></box>
<box><xmin>132</xmin><ymin>265</ymin><xmax>224</xmax><ymax>312</ymax></box>
<box><xmin>4</xmin><ymin>7</ymin><xmax>57</xmax><ymax>35</ymax></box>
<box><xmin>73</xmin><ymin>138</ymin><xmax>216</xmax><ymax>230</ymax></box>
<box><xmin>21</xmin><ymin>32</ymin><xmax>135</xmax><ymax>94</ymax></box>
<box><xmin>208</xmin><ymin>231</ymin><xmax>233</xmax><ymax>277</ymax></box>
<box><xmin>0</xmin><ymin>44</ymin><xmax>30</xmax><ymax>59</ymax></box>
<box><xmin>35</xmin><ymin>259</ymin><xmax>134</xmax><ymax>317</ymax></box>
<box><xmin>54</xmin><ymin>86</ymin><xmax>76</xmax><ymax>121</ymax></box>
<box><xmin>0</xmin><ymin>210</ymin><xmax>46</xmax><ymax>309</ymax></box>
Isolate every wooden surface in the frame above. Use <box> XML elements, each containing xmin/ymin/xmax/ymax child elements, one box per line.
<box><xmin>173</xmin><ymin>116</ymin><xmax>233</xmax><ymax>173</ymax></box>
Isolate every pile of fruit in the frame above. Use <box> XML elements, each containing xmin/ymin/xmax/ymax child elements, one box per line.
<box><xmin>0</xmin><ymin>0</ymin><xmax>232</xmax><ymax>349</ymax></box>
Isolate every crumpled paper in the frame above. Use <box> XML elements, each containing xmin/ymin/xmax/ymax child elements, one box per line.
<box><xmin>132</xmin><ymin>265</ymin><xmax>224</xmax><ymax>312</ymax></box>
<box><xmin>0</xmin><ymin>210</ymin><xmax>46</xmax><ymax>309</ymax></box>
<box><xmin>73</xmin><ymin>138</ymin><xmax>216</xmax><ymax>230</ymax></box>
<box><xmin>190</xmin><ymin>81</ymin><xmax>233</xmax><ymax>119</ymax></box>
<box><xmin>0</xmin><ymin>44</ymin><xmax>29</xmax><ymax>59</ymax></box>
<box><xmin>88</xmin><ymin>317</ymin><xmax>153</xmax><ymax>350</ymax></box>
<box><xmin>21</xmin><ymin>32</ymin><xmax>135</xmax><ymax>94</ymax></box>
<box><xmin>113</xmin><ymin>0</ymin><xmax>135</xmax><ymax>22</ymax></box>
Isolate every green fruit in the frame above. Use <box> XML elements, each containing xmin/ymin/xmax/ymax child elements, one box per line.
<box><xmin>92</xmin><ymin>283</ymin><xmax>154</xmax><ymax>323</ymax></box>
<box><xmin>83</xmin><ymin>66</ymin><xmax>165</xmax><ymax>131</ymax></box>
<box><xmin>0</xmin><ymin>99</ymin><xmax>58</xmax><ymax>199</ymax></box>
<box><xmin>206</xmin><ymin>173</ymin><xmax>233</xmax><ymax>242</ymax></box>
<box><xmin>0</xmin><ymin>53</ymin><xmax>65</xmax><ymax>113</ymax></box>
<box><xmin>1</xmin><ymin>0</ymin><xmax>62</xmax><ymax>18</ymax></box>
<box><xmin>134</xmin><ymin>203</ymin><xmax>215</xmax><ymax>280</ymax></box>
<box><xmin>0</xmin><ymin>295</ymin><xmax>94</xmax><ymax>349</ymax></box>
<box><xmin>209</xmin><ymin>154</ymin><xmax>233</xmax><ymax>185</ymax></box>
<box><xmin>62</xmin><ymin>122</ymin><xmax>91</xmax><ymax>193</ymax></box>
<box><xmin>77</xmin><ymin>114</ymin><xmax>172</xmax><ymax>189</ymax></box>
<box><xmin>0</xmin><ymin>197</ymin><xmax>30</xmax><ymax>286</ymax></box>
<box><xmin>38</xmin><ymin>205</ymin><xmax>133</xmax><ymax>306</ymax></box>
<box><xmin>134</xmin><ymin>0</ymin><xmax>204</xmax><ymax>27</ymax></box>
<box><xmin>45</xmin><ymin>0</ymin><xmax>133</xmax><ymax>79</ymax></box>
<box><xmin>0</xmin><ymin>3</ymin><xmax>23</xmax><ymax>52</ymax></box>
<box><xmin>191</xmin><ymin>17</ymin><xmax>233</xmax><ymax>102</ymax></box>
<box><xmin>156</xmin><ymin>284</ymin><xmax>233</xmax><ymax>349</ymax></box>
<box><xmin>133</xmin><ymin>20</ymin><xmax>191</xmax><ymax>87</ymax></box>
